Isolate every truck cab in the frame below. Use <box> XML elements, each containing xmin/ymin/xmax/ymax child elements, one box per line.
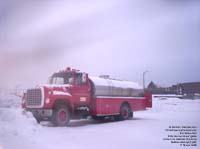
<box><xmin>23</xmin><ymin>67</ymin><xmax>91</xmax><ymax>126</ymax></box>
<box><xmin>48</xmin><ymin>69</ymin><xmax>91</xmax><ymax>106</ymax></box>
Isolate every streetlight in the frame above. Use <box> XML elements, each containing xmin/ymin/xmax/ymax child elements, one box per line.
<box><xmin>143</xmin><ymin>70</ymin><xmax>149</xmax><ymax>91</ymax></box>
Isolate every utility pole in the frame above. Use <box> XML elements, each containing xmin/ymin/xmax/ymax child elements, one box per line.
<box><xmin>143</xmin><ymin>70</ymin><xmax>149</xmax><ymax>91</ymax></box>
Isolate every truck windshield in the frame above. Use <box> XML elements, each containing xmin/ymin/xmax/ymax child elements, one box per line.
<box><xmin>48</xmin><ymin>72</ymin><xmax>73</xmax><ymax>85</ymax></box>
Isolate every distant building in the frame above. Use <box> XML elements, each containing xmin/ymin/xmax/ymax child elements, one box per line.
<box><xmin>147</xmin><ymin>81</ymin><xmax>157</xmax><ymax>92</ymax></box>
<box><xmin>147</xmin><ymin>81</ymin><xmax>167</xmax><ymax>94</ymax></box>
<box><xmin>177</xmin><ymin>82</ymin><xmax>200</xmax><ymax>95</ymax></box>
<box><xmin>147</xmin><ymin>81</ymin><xmax>200</xmax><ymax>97</ymax></box>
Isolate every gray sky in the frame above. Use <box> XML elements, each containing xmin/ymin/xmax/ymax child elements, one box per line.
<box><xmin>0</xmin><ymin>0</ymin><xmax>200</xmax><ymax>89</ymax></box>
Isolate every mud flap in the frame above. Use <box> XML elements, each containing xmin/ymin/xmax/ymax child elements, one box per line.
<box><xmin>145</xmin><ymin>93</ymin><xmax>152</xmax><ymax>108</ymax></box>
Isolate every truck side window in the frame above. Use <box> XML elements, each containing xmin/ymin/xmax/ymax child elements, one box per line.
<box><xmin>68</xmin><ymin>77</ymin><xmax>74</xmax><ymax>85</ymax></box>
<box><xmin>76</xmin><ymin>73</ymin><xmax>83</xmax><ymax>85</ymax></box>
<box><xmin>76</xmin><ymin>73</ymin><xmax>86</xmax><ymax>85</ymax></box>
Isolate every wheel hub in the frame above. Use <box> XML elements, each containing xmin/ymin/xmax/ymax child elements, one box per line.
<box><xmin>122</xmin><ymin>108</ymin><xmax>129</xmax><ymax>119</ymax></box>
<box><xmin>58</xmin><ymin>110</ymin><xmax>67</xmax><ymax>122</ymax></box>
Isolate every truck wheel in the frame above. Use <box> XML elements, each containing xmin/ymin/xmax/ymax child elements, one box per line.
<box><xmin>52</xmin><ymin>105</ymin><xmax>70</xmax><ymax>126</ymax></box>
<box><xmin>119</xmin><ymin>104</ymin><xmax>131</xmax><ymax>120</ymax></box>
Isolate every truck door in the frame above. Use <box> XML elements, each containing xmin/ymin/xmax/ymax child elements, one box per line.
<box><xmin>73</xmin><ymin>73</ymin><xmax>90</xmax><ymax>106</ymax></box>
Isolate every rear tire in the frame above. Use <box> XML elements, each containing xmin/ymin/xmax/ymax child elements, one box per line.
<box><xmin>119</xmin><ymin>104</ymin><xmax>131</xmax><ymax>120</ymax></box>
<box><xmin>52</xmin><ymin>105</ymin><xmax>70</xmax><ymax>126</ymax></box>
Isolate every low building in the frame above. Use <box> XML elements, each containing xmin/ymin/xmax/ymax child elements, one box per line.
<box><xmin>147</xmin><ymin>81</ymin><xmax>169</xmax><ymax>94</ymax></box>
<box><xmin>177</xmin><ymin>82</ymin><xmax>200</xmax><ymax>95</ymax></box>
<box><xmin>147</xmin><ymin>81</ymin><xmax>200</xmax><ymax>97</ymax></box>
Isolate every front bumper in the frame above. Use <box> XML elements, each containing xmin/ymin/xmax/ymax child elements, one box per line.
<box><xmin>27</xmin><ymin>108</ymin><xmax>53</xmax><ymax>119</ymax></box>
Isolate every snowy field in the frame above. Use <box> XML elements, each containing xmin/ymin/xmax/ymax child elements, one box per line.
<box><xmin>0</xmin><ymin>89</ymin><xmax>200</xmax><ymax>149</ymax></box>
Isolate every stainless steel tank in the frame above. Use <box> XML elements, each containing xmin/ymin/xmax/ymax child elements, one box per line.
<box><xmin>89</xmin><ymin>76</ymin><xmax>144</xmax><ymax>97</ymax></box>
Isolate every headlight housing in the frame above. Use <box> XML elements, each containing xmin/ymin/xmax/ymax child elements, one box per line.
<box><xmin>45</xmin><ymin>98</ymin><xmax>50</xmax><ymax>104</ymax></box>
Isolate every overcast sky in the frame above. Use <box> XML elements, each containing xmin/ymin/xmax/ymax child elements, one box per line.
<box><xmin>0</xmin><ymin>0</ymin><xmax>200</xmax><ymax>89</ymax></box>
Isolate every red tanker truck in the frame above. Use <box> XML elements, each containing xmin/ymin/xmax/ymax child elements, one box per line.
<box><xmin>22</xmin><ymin>67</ymin><xmax>152</xmax><ymax>126</ymax></box>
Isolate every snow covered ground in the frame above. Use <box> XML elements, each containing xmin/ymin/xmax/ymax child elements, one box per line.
<box><xmin>0</xmin><ymin>90</ymin><xmax>200</xmax><ymax>149</ymax></box>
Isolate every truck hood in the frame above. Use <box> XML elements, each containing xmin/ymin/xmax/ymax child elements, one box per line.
<box><xmin>38</xmin><ymin>84</ymin><xmax>72</xmax><ymax>88</ymax></box>
<box><xmin>36</xmin><ymin>84</ymin><xmax>72</xmax><ymax>97</ymax></box>
<box><xmin>52</xmin><ymin>90</ymin><xmax>72</xmax><ymax>96</ymax></box>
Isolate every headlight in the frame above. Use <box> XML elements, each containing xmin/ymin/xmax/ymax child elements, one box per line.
<box><xmin>45</xmin><ymin>98</ymin><xmax>50</xmax><ymax>104</ymax></box>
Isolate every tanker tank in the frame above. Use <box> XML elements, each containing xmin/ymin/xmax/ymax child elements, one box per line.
<box><xmin>89</xmin><ymin>76</ymin><xmax>144</xmax><ymax>97</ymax></box>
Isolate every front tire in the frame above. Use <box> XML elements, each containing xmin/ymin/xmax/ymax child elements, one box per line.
<box><xmin>52</xmin><ymin>105</ymin><xmax>70</xmax><ymax>126</ymax></box>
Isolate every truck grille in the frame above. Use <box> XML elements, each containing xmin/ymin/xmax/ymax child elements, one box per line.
<box><xmin>26</xmin><ymin>88</ymin><xmax>43</xmax><ymax>107</ymax></box>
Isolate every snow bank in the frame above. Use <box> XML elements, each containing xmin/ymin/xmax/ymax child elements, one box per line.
<box><xmin>0</xmin><ymin>107</ymin><xmax>42</xmax><ymax>149</ymax></box>
<box><xmin>0</xmin><ymin>88</ymin><xmax>21</xmax><ymax>108</ymax></box>
<box><xmin>152</xmin><ymin>97</ymin><xmax>200</xmax><ymax>113</ymax></box>
<box><xmin>0</xmin><ymin>88</ymin><xmax>41</xmax><ymax>149</ymax></box>
<box><xmin>0</xmin><ymin>91</ymin><xmax>200</xmax><ymax>149</ymax></box>
<box><xmin>0</xmin><ymin>108</ymin><xmax>38</xmax><ymax>135</ymax></box>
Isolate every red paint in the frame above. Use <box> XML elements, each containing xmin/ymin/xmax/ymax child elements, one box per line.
<box><xmin>89</xmin><ymin>97</ymin><xmax>148</xmax><ymax>116</ymax></box>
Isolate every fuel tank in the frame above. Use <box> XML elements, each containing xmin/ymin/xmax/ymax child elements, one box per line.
<box><xmin>89</xmin><ymin>76</ymin><xmax>144</xmax><ymax>97</ymax></box>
